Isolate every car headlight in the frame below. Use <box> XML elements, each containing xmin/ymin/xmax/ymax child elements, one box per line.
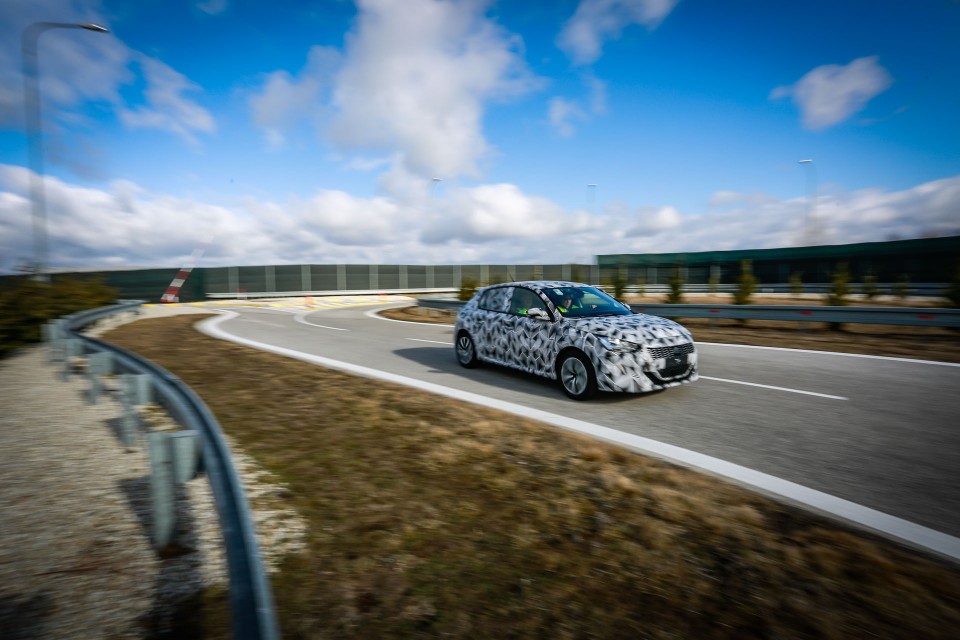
<box><xmin>597</xmin><ymin>336</ymin><xmax>642</xmax><ymax>352</ymax></box>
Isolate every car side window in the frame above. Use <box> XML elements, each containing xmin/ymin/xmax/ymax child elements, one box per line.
<box><xmin>478</xmin><ymin>287</ymin><xmax>513</xmax><ymax>313</ymax></box>
<box><xmin>509</xmin><ymin>287</ymin><xmax>544</xmax><ymax>316</ymax></box>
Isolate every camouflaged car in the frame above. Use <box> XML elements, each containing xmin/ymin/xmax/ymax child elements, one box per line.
<box><xmin>454</xmin><ymin>281</ymin><xmax>698</xmax><ymax>400</ymax></box>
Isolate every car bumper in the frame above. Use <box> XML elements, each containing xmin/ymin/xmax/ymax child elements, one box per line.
<box><xmin>593</xmin><ymin>348</ymin><xmax>699</xmax><ymax>393</ymax></box>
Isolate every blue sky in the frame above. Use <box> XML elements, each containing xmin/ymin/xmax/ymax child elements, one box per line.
<box><xmin>1</xmin><ymin>0</ymin><xmax>958</xmax><ymax>273</ymax></box>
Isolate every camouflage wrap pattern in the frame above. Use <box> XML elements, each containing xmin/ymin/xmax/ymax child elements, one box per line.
<box><xmin>455</xmin><ymin>281</ymin><xmax>698</xmax><ymax>394</ymax></box>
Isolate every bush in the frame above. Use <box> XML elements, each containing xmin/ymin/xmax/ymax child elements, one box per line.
<box><xmin>733</xmin><ymin>260</ymin><xmax>757</xmax><ymax>306</ymax></box>
<box><xmin>611</xmin><ymin>267</ymin><xmax>627</xmax><ymax>300</ymax></box>
<box><xmin>0</xmin><ymin>275</ymin><xmax>118</xmax><ymax>359</ymax></box>
<box><xmin>708</xmin><ymin>272</ymin><xmax>720</xmax><ymax>295</ymax></box>
<box><xmin>790</xmin><ymin>271</ymin><xmax>804</xmax><ymax>296</ymax></box>
<box><xmin>635</xmin><ymin>273</ymin><xmax>646</xmax><ymax>297</ymax></box>
<box><xmin>827</xmin><ymin>263</ymin><xmax>851</xmax><ymax>307</ymax></box>
<box><xmin>893</xmin><ymin>273</ymin><xmax>910</xmax><ymax>300</ymax></box>
<box><xmin>860</xmin><ymin>273</ymin><xmax>878</xmax><ymax>300</ymax></box>
<box><xmin>664</xmin><ymin>265</ymin><xmax>684</xmax><ymax>304</ymax></box>
<box><xmin>458</xmin><ymin>278</ymin><xmax>478</xmax><ymax>302</ymax></box>
<box><xmin>826</xmin><ymin>263</ymin><xmax>851</xmax><ymax>331</ymax></box>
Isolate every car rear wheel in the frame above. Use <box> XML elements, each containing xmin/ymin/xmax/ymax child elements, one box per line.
<box><xmin>455</xmin><ymin>331</ymin><xmax>478</xmax><ymax>368</ymax></box>
<box><xmin>558</xmin><ymin>352</ymin><xmax>597</xmax><ymax>400</ymax></box>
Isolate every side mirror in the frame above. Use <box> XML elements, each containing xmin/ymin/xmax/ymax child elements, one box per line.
<box><xmin>527</xmin><ymin>307</ymin><xmax>550</xmax><ymax>321</ymax></box>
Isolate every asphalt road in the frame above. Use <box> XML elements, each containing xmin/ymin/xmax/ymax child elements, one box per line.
<box><xmin>210</xmin><ymin>303</ymin><xmax>960</xmax><ymax>539</ymax></box>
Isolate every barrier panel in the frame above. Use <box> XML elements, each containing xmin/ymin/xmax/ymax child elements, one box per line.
<box><xmin>417</xmin><ymin>298</ymin><xmax>960</xmax><ymax>328</ymax></box>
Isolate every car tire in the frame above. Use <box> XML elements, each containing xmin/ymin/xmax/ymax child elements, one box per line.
<box><xmin>455</xmin><ymin>331</ymin><xmax>479</xmax><ymax>368</ymax></box>
<box><xmin>558</xmin><ymin>351</ymin><xmax>597</xmax><ymax>400</ymax></box>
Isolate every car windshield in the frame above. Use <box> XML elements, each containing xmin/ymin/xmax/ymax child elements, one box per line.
<box><xmin>543</xmin><ymin>286</ymin><xmax>631</xmax><ymax>318</ymax></box>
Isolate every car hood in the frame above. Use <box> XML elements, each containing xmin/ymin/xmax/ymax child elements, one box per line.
<box><xmin>567</xmin><ymin>313</ymin><xmax>692</xmax><ymax>343</ymax></box>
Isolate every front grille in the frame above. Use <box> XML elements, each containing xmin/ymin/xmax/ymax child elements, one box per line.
<box><xmin>645</xmin><ymin>366</ymin><xmax>694</xmax><ymax>384</ymax></box>
<box><xmin>647</xmin><ymin>343</ymin><xmax>695</xmax><ymax>360</ymax></box>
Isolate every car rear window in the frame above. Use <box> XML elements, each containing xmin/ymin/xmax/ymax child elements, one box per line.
<box><xmin>477</xmin><ymin>286</ymin><xmax>512</xmax><ymax>313</ymax></box>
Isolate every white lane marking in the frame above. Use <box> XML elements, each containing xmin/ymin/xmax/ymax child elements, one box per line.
<box><xmin>407</xmin><ymin>338</ymin><xmax>450</xmax><ymax>345</ymax></box>
<box><xmin>237</xmin><ymin>318</ymin><xmax>286</xmax><ymax>329</ymax></box>
<box><xmin>701</xmin><ymin>341</ymin><xmax>960</xmax><ymax>367</ymax></box>
<box><xmin>294</xmin><ymin>309</ymin><xmax>350</xmax><ymax>331</ymax></box>
<box><xmin>700</xmin><ymin>376</ymin><xmax>848</xmax><ymax>400</ymax></box>
<box><xmin>197</xmin><ymin>310</ymin><xmax>960</xmax><ymax>565</ymax></box>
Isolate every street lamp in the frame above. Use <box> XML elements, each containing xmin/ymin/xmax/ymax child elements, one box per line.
<box><xmin>22</xmin><ymin>21</ymin><xmax>110</xmax><ymax>281</ymax></box>
<box><xmin>798</xmin><ymin>159</ymin><xmax>818</xmax><ymax>246</ymax></box>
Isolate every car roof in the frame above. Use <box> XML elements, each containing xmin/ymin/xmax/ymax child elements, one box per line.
<box><xmin>483</xmin><ymin>281</ymin><xmax>589</xmax><ymax>290</ymax></box>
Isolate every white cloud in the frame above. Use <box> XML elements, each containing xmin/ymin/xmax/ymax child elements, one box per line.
<box><xmin>196</xmin><ymin>0</ymin><xmax>229</xmax><ymax>16</ymax></box>
<box><xmin>548</xmin><ymin>97</ymin><xmax>586</xmax><ymax>137</ymax></box>
<box><xmin>328</xmin><ymin>0</ymin><xmax>540</xmax><ymax>182</ymax></box>
<box><xmin>625</xmin><ymin>205</ymin><xmax>681</xmax><ymax>237</ymax></box>
<box><xmin>118</xmin><ymin>55</ymin><xmax>216</xmax><ymax>144</ymax></box>
<box><xmin>771</xmin><ymin>56</ymin><xmax>893</xmax><ymax>131</ymax></box>
<box><xmin>249</xmin><ymin>46</ymin><xmax>339</xmax><ymax>150</ymax></box>
<box><xmin>2</xmin><ymin>163</ymin><xmax>958</xmax><ymax>274</ymax></box>
<box><xmin>557</xmin><ymin>0</ymin><xmax>679</xmax><ymax>66</ymax></box>
<box><xmin>422</xmin><ymin>183</ymin><xmax>602</xmax><ymax>244</ymax></box>
<box><xmin>547</xmin><ymin>73</ymin><xmax>607</xmax><ymax>137</ymax></box>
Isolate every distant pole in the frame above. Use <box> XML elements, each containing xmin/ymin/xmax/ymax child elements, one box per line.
<box><xmin>22</xmin><ymin>21</ymin><xmax>109</xmax><ymax>281</ymax></box>
<box><xmin>586</xmin><ymin>183</ymin><xmax>597</xmax><ymax>212</ymax></box>
<box><xmin>430</xmin><ymin>177</ymin><xmax>442</xmax><ymax>195</ymax></box>
<box><xmin>798</xmin><ymin>159</ymin><xmax>817</xmax><ymax>246</ymax></box>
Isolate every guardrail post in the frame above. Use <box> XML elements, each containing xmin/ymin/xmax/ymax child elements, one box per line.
<box><xmin>43</xmin><ymin>320</ymin><xmax>63</xmax><ymax>363</ymax></box>
<box><xmin>118</xmin><ymin>374</ymin><xmax>150</xmax><ymax>450</ymax></box>
<box><xmin>171</xmin><ymin>431</ymin><xmax>200</xmax><ymax>483</ymax></box>
<box><xmin>62</xmin><ymin>338</ymin><xmax>83</xmax><ymax>381</ymax></box>
<box><xmin>86</xmin><ymin>352</ymin><xmax>113</xmax><ymax>405</ymax></box>
<box><xmin>149</xmin><ymin>430</ymin><xmax>201</xmax><ymax>549</ymax></box>
<box><xmin>121</xmin><ymin>373</ymin><xmax>153</xmax><ymax>406</ymax></box>
<box><xmin>149</xmin><ymin>432</ymin><xmax>176</xmax><ymax>550</ymax></box>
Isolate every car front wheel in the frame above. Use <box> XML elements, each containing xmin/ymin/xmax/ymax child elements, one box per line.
<box><xmin>455</xmin><ymin>331</ymin><xmax>478</xmax><ymax>368</ymax></box>
<box><xmin>558</xmin><ymin>351</ymin><xmax>597</xmax><ymax>400</ymax></box>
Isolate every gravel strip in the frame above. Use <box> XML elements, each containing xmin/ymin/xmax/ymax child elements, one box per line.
<box><xmin>1</xmin><ymin>305</ymin><xmax>306</xmax><ymax>639</ymax></box>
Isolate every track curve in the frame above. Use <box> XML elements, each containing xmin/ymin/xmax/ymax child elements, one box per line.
<box><xmin>199</xmin><ymin>301</ymin><xmax>960</xmax><ymax>548</ymax></box>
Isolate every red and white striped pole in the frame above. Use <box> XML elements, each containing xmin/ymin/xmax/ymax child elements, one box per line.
<box><xmin>160</xmin><ymin>242</ymin><xmax>208</xmax><ymax>303</ymax></box>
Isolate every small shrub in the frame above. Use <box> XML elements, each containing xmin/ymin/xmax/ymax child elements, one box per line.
<box><xmin>733</xmin><ymin>260</ymin><xmax>757</xmax><ymax>306</ymax></box>
<box><xmin>635</xmin><ymin>273</ymin><xmax>646</xmax><ymax>297</ymax></box>
<box><xmin>790</xmin><ymin>271</ymin><xmax>804</xmax><ymax>296</ymax></box>
<box><xmin>664</xmin><ymin>265</ymin><xmax>684</xmax><ymax>304</ymax></box>
<box><xmin>893</xmin><ymin>273</ymin><xmax>910</xmax><ymax>300</ymax></box>
<box><xmin>826</xmin><ymin>263</ymin><xmax>851</xmax><ymax>331</ymax></box>
<box><xmin>860</xmin><ymin>273</ymin><xmax>878</xmax><ymax>300</ymax></box>
<box><xmin>708</xmin><ymin>272</ymin><xmax>720</xmax><ymax>295</ymax></box>
<box><xmin>458</xmin><ymin>278</ymin><xmax>478</xmax><ymax>302</ymax></box>
<box><xmin>827</xmin><ymin>263</ymin><xmax>851</xmax><ymax>307</ymax></box>
<box><xmin>611</xmin><ymin>267</ymin><xmax>627</xmax><ymax>300</ymax></box>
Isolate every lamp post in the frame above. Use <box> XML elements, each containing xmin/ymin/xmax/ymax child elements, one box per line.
<box><xmin>798</xmin><ymin>159</ymin><xmax>818</xmax><ymax>246</ymax></box>
<box><xmin>22</xmin><ymin>21</ymin><xmax>109</xmax><ymax>281</ymax></box>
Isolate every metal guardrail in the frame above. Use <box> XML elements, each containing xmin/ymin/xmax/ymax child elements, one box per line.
<box><xmin>626</xmin><ymin>304</ymin><xmax>960</xmax><ymax>328</ymax></box>
<box><xmin>416</xmin><ymin>298</ymin><xmax>960</xmax><ymax>328</ymax></box>
<box><xmin>54</xmin><ymin>301</ymin><xmax>279</xmax><ymax>640</ymax></box>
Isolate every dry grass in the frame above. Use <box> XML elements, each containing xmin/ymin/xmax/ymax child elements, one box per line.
<box><xmin>103</xmin><ymin>315</ymin><xmax>960</xmax><ymax>639</ymax></box>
